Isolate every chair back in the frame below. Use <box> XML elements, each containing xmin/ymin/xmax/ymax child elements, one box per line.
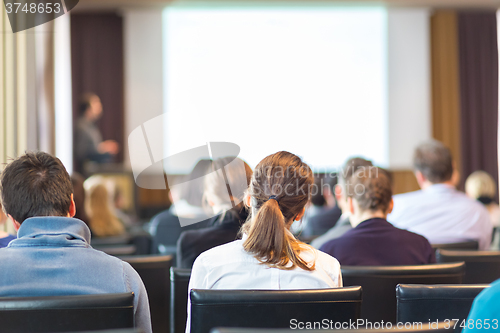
<box><xmin>431</xmin><ymin>241</ymin><xmax>479</xmax><ymax>250</ymax></box>
<box><xmin>190</xmin><ymin>287</ymin><xmax>362</xmax><ymax>333</ymax></box>
<box><xmin>121</xmin><ymin>255</ymin><xmax>173</xmax><ymax>333</ymax></box>
<box><xmin>170</xmin><ymin>268</ymin><xmax>192</xmax><ymax>333</ymax></box>
<box><xmin>94</xmin><ymin>244</ymin><xmax>137</xmax><ymax>256</ymax></box>
<box><xmin>210</xmin><ymin>320</ymin><xmax>455</xmax><ymax>333</ymax></box>
<box><xmin>341</xmin><ymin>262</ymin><xmax>465</xmax><ymax>323</ymax></box>
<box><xmin>396</xmin><ymin>284</ymin><xmax>488</xmax><ymax>331</ymax></box>
<box><xmin>0</xmin><ymin>292</ymin><xmax>134</xmax><ymax>333</ymax></box>
<box><xmin>436</xmin><ymin>249</ymin><xmax>500</xmax><ymax>283</ymax></box>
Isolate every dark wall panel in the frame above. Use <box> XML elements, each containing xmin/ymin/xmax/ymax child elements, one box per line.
<box><xmin>71</xmin><ymin>13</ymin><xmax>125</xmax><ymax>169</ymax></box>
<box><xmin>458</xmin><ymin>11</ymin><xmax>498</xmax><ymax>195</ymax></box>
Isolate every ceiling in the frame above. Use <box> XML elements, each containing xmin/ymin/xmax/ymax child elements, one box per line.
<box><xmin>73</xmin><ymin>0</ymin><xmax>500</xmax><ymax>12</ymax></box>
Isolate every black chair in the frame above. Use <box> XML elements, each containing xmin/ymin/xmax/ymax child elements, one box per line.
<box><xmin>436</xmin><ymin>249</ymin><xmax>500</xmax><ymax>283</ymax></box>
<box><xmin>0</xmin><ymin>292</ymin><xmax>134</xmax><ymax>333</ymax></box>
<box><xmin>396</xmin><ymin>284</ymin><xmax>488</xmax><ymax>332</ymax></box>
<box><xmin>121</xmin><ymin>255</ymin><xmax>173</xmax><ymax>333</ymax></box>
<box><xmin>190</xmin><ymin>287</ymin><xmax>362</xmax><ymax>333</ymax></box>
<box><xmin>72</xmin><ymin>328</ymin><xmax>144</xmax><ymax>333</ymax></box>
<box><xmin>341</xmin><ymin>262</ymin><xmax>465</xmax><ymax>323</ymax></box>
<box><xmin>431</xmin><ymin>241</ymin><xmax>479</xmax><ymax>250</ymax></box>
<box><xmin>91</xmin><ymin>235</ymin><xmax>133</xmax><ymax>246</ymax></box>
<box><xmin>170</xmin><ymin>268</ymin><xmax>192</xmax><ymax>333</ymax></box>
<box><xmin>94</xmin><ymin>244</ymin><xmax>137</xmax><ymax>256</ymax></box>
<box><xmin>210</xmin><ymin>321</ymin><xmax>455</xmax><ymax>333</ymax></box>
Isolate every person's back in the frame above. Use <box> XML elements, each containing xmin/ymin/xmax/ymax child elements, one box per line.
<box><xmin>321</xmin><ymin>219</ymin><xmax>435</xmax><ymax>265</ymax></box>
<box><xmin>177</xmin><ymin>207</ymin><xmax>247</xmax><ymax>268</ymax></box>
<box><xmin>388</xmin><ymin>140</ymin><xmax>492</xmax><ymax>250</ymax></box>
<box><xmin>191</xmin><ymin>235</ymin><xmax>339</xmax><ymax>290</ymax></box>
<box><xmin>310</xmin><ymin>157</ymin><xmax>374</xmax><ymax>249</ymax></box>
<box><xmin>320</xmin><ymin>167</ymin><xmax>435</xmax><ymax>266</ymax></box>
<box><xmin>390</xmin><ymin>185</ymin><xmax>491</xmax><ymax>247</ymax></box>
<box><xmin>0</xmin><ymin>152</ymin><xmax>151</xmax><ymax>333</ymax></box>
<box><xmin>177</xmin><ymin>157</ymin><xmax>252</xmax><ymax>268</ymax></box>
<box><xmin>187</xmin><ymin>151</ymin><xmax>342</xmax><ymax>332</ymax></box>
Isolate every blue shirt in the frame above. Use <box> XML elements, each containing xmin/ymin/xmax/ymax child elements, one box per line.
<box><xmin>0</xmin><ymin>217</ymin><xmax>152</xmax><ymax>333</ymax></box>
<box><xmin>319</xmin><ymin>218</ymin><xmax>436</xmax><ymax>266</ymax></box>
<box><xmin>388</xmin><ymin>184</ymin><xmax>492</xmax><ymax>250</ymax></box>
<box><xmin>0</xmin><ymin>234</ymin><xmax>15</xmax><ymax>248</ymax></box>
<box><xmin>462</xmin><ymin>279</ymin><xmax>498</xmax><ymax>333</ymax></box>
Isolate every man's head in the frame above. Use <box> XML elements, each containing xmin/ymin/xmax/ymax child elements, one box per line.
<box><xmin>335</xmin><ymin>157</ymin><xmax>373</xmax><ymax>213</ymax></box>
<box><xmin>0</xmin><ymin>152</ymin><xmax>75</xmax><ymax>226</ymax></box>
<box><xmin>413</xmin><ymin>140</ymin><xmax>454</xmax><ymax>187</ymax></box>
<box><xmin>79</xmin><ymin>93</ymin><xmax>102</xmax><ymax>121</ymax></box>
<box><xmin>345</xmin><ymin>167</ymin><xmax>393</xmax><ymax>227</ymax></box>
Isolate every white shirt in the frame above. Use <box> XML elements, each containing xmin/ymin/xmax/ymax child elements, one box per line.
<box><xmin>388</xmin><ymin>184</ymin><xmax>493</xmax><ymax>250</ymax></box>
<box><xmin>186</xmin><ymin>234</ymin><xmax>342</xmax><ymax>332</ymax></box>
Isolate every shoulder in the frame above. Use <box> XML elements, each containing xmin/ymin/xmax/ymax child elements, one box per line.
<box><xmin>179</xmin><ymin>226</ymin><xmax>216</xmax><ymax>245</ymax></box>
<box><xmin>304</xmin><ymin>246</ymin><xmax>341</xmax><ymax>276</ymax></box>
<box><xmin>194</xmin><ymin>239</ymin><xmax>244</xmax><ymax>265</ymax></box>
<box><xmin>396</xmin><ymin>227</ymin><xmax>432</xmax><ymax>245</ymax></box>
<box><xmin>393</xmin><ymin>189</ymin><xmax>424</xmax><ymax>203</ymax></box>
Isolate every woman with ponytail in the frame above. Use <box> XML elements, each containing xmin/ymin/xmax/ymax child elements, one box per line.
<box><xmin>186</xmin><ymin>152</ymin><xmax>342</xmax><ymax>332</ymax></box>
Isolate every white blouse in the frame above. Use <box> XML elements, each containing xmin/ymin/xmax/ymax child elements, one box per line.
<box><xmin>185</xmin><ymin>234</ymin><xmax>342</xmax><ymax>332</ymax></box>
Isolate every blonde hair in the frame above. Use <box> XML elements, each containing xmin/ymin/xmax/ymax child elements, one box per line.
<box><xmin>86</xmin><ymin>183</ymin><xmax>125</xmax><ymax>237</ymax></box>
<box><xmin>465</xmin><ymin>171</ymin><xmax>497</xmax><ymax>200</ymax></box>
<box><xmin>242</xmin><ymin>151</ymin><xmax>315</xmax><ymax>271</ymax></box>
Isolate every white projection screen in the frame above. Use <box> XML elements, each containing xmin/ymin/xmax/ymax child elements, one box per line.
<box><xmin>163</xmin><ymin>6</ymin><xmax>388</xmax><ymax>174</ymax></box>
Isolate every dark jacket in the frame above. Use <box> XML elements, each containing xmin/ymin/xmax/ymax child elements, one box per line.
<box><xmin>176</xmin><ymin>206</ymin><xmax>248</xmax><ymax>268</ymax></box>
<box><xmin>320</xmin><ymin>218</ymin><xmax>436</xmax><ymax>266</ymax></box>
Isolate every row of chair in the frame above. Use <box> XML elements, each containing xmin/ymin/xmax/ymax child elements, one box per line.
<box><xmin>117</xmin><ymin>249</ymin><xmax>500</xmax><ymax>333</ymax></box>
<box><xmin>0</xmin><ymin>283</ymin><xmax>478</xmax><ymax>333</ymax></box>
<box><xmin>0</xmin><ymin>263</ymin><xmax>483</xmax><ymax>333</ymax></box>
<box><xmin>170</xmin><ymin>262</ymin><xmax>481</xmax><ymax>333</ymax></box>
<box><xmin>183</xmin><ymin>283</ymin><xmax>485</xmax><ymax>333</ymax></box>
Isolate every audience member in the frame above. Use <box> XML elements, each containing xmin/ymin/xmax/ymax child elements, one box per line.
<box><xmin>148</xmin><ymin>160</ymin><xmax>212</xmax><ymax>255</ymax></box>
<box><xmin>0</xmin><ymin>202</ymin><xmax>15</xmax><ymax>248</ymax></box>
<box><xmin>462</xmin><ymin>277</ymin><xmax>500</xmax><ymax>333</ymax></box>
<box><xmin>0</xmin><ymin>152</ymin><xmax>151</xmax><ymax>333</ymax></box>
<box><xmin>186</xmin><ymin>151</ymin><xmax>342</xmax><ymax>332</ymax></box>
<box><xmin>311</xmin><ymin>157</ymin><xmax>373</xmax><ymax>249</ymax></box>
<box><xmin>87</xmin><ymin>183</ymin><xmax>126</xmax><ymax>237</ymax></box>
<box><xmin>74</xmin><ymin>93</ymin><xmax>119</xmax><ymax>174</ymax></box>
<box><xmin>320</xmin><ymin>167</ymin><xmax>436</xmax><ymax>265</ymax></box>
<box><xmin>389</xmin><ymin>140</ymin><xmax>492</xmax><ymax>250</ymax></box>
<box><xmin>71</xmin><ymin>172</ymin><xmax>89</xmax><ymax>225</ymax></box>
<box><xmin>465</xmin><ymin>171</ymin><xmax>500</xmax><ymax>228</ymax></box>
<box><xmin>299</xmin><ymin>175</ymin><xmax>342</xmax><ymax>237</ymax></box>
<box><xmin>176</xmin><ymin>157</ymin><xmax>252</xmax><ymax>268</ymax></box>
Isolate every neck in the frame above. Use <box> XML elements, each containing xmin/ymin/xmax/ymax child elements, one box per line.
<box><xmin>350</xmin><ymin>210</ymin><xmax>386</xmax><ymax>228</ymax></box>
<box><xmin>420</xmin><ymin>180</ymin><xmax>454</xmax><ymax>190</ymax></box>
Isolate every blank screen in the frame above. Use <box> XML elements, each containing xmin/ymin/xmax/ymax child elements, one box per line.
<box><xmin>163</xmin><ymin>6</ymin><xmax>388</xmax><ymax>173</ymax></box>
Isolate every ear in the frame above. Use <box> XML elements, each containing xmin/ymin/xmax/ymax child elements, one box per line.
<box><xmin>334</xmin><ymin>184</ymin><xmax>343</xmax><ymax>201</ymax></box>
<box><xmin>8</xmin><ymin>215</ymin><xmax>21</xmax><ymax>231</ymax></box>
<box><xmin>386</xmin><ymin>198</ymin><xmax>394</xmax><ymax>215</ymax></box>
<box><xmin>415</xmin><ymin>170</ymin><xmax>426</xmax><ymax>187</ymax></box>
<box><xmin>451</xmin><ymin>168</ymin><xmax>460</xmax><ymax>187</ymax></box>
<box><xmin>245</xmin><ymin>194</ymin><xmax>252</xmax><ymax>207</ymax></box>
<box><xmin>68</xmin><ymin>194</ymin><xmax>76</xmax><ymax>218</ymax></box>
<box><xmin>347</xmin><ymin>196</ymin><xmax>355</xmax><ymax>215</ymax></box>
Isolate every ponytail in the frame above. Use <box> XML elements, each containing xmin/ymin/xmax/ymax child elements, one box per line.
<box><xmin>243</xmin><ymin>198</ymin><xmax>314</xmax><ymax>271</ymax></box>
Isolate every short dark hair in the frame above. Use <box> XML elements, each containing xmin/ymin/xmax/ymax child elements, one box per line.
<box><xmin>413</xmin><ymin>140</ymin><xmax>453</xmax><ymax>183</ymax></box>
<box><xmin>0</xmin><ymin>152</ymin><xmax>73</xmax><ymax>223</ymax></box>
<box><xmin>346</xmin><ymin>167</ymin><xmax>392</xmax><ymax>213</ymax></box>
